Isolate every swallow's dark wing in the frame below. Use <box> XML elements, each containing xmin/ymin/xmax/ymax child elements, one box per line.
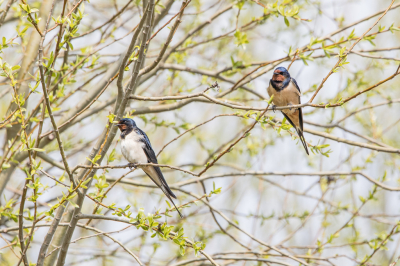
<box><xmin>135</xmin><ymin>128</ymin><xmax>165</xmax><ymax>178</ymax></box>
<box><xmin>281</xmin><ymin>112</ymin><xmax>296</xmax><ymax>129</ymax></box>
<box><xmin>283</xmin><ymin>79</ymin><xmax>309</xmax><ymax>155</ymax></box>
<box><xmin>290</xmin><ymin>78</ymin><xmax>304</xmax><ymax>132</ymax></box>
<box><xmin>134</xmin><ymin>127</ymin><xmax>157</xmax><ymax>163</ymax></box>
<box><xmin>291</xmin><ymin>78</ymin><xmax>301</xmax><ymax>93</ymax></box>
<box><xmin>298</xmin><ymin>104</ymin><xmax>304</xmax><ymax>132</ymax></box>
<box><xmin>134</xmin><ymin>127</ymin><xmax>178</xmax><ymax>198</ymax></box>
<box><xmin>134</xmin><ymin>127</ymin><xmax>182</xmax><ymax>217</ymax></box>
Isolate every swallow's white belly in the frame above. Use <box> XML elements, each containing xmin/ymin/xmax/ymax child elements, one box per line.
<box><xmin>120</xmin><ymin>132</ymin><xmax>148</xmax><ymax>164</ymax></box>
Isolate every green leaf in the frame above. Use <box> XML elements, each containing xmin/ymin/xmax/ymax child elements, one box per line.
<box><xmin>358</xmin><ymin>196</ymin><xmax>365</xmax><ymax>203</ymax></box>
<box><xmin>107</xmin><ymin>113</ymin><xmax>116</xmax><ymax>123</ymax></box>
<box><xmin>277</xmin><ymin>5</ymin><xmax>285</xmax><ymax>16</ymax></box>
<box><xmin>234</xmin><ymin>30</ymin><xmax>249</xmax><ymax>49</ymax></box>
<box><xmin>67</xmin><ymin>192</ymin><xmax>77</xmax><ymax>200</ymax></box>
<box><xmin>284</xmin><ymin>17</ymin><xmax>290</xmax><ymax>27</ymax></box>
<box><xmin>92</xmin><ymin>154</ymin><xmax>101</xmax><ymax>163</ymax></box>
<box><xmin>68</xmin><ymin>200</ymin><xmax>79</xmax><ymax>208</ymax></box>
<box><xmin>179</xmin><ymin>246</ymin><xmax>185</xmax><ymax>256</ymax></box>
<box><xmin>11</xmin><ymin>65</ymin><xmax>20</xmax><ymax>71</ymax></box>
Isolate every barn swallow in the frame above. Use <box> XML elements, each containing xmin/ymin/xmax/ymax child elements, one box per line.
<box><xmin>117</xmin><ymin>118</ymin><xmax>183</xmax><ymax>217</ymax></box>
<box><xmin>267</xmin><ymin>67</ymin><xmax>309</xmax><ymax>155</ymax></box>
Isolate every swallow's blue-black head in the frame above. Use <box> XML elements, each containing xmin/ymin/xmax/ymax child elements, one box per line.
<box><xmin>271</xmin><ymin>67</ymin><xmax>291</xmax><ymax>90</ymax></box>
<box><xmin>117</xmin><ymin>118</ymin><xmax>136</xmax><ymax>132</ymax></box>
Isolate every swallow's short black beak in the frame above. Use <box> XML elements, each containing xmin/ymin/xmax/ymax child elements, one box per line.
<box><xmin>116</xmin><ymin>123</ymin><xmax>123</xmax><ymax>126</ymax></box>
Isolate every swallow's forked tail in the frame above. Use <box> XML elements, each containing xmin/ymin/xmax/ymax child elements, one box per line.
<box><xmin>281</xmin><ymin>112</ymin><xmax>309</xmax><ymax>155</ymax></box>
<box><xmin>160</xmin><ymin>185</ymin><xmax>183</xmax><ymax>218</ymax></box>
<box><xmin>144</xmin><ymin>167</ymin><xmax>183</xmax><ymax>218</ymax></box>
<box><xmin>296</xmin><ymin>127</ymin><xmax>309</xmax><ymax>155</ymax></box>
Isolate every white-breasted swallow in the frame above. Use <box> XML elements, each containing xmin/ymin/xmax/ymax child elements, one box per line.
<box><xmin>267</xmin><ymin>67</ymin><xmax>309</xmax><ymax>155</ymax></box>
<box><xmin>117</xmin><ymin>118</ymin><xmax>183</xmax><ymax>217</ymax></box>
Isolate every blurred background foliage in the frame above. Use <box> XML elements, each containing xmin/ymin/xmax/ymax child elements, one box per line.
<box><xmin>1</xmin><ymin>0</ymin><xmax>400</xmax><ymax>265</ymax></box>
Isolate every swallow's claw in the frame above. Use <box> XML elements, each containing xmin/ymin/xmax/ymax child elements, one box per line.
<box><xmin>271</xmin><ymin>104</ymin><xmax>277</xmax><ymax>113</ymax></box>
<box><xmin>288</xmin><ymin>103</ymin><xmax>293</xmax><ymax>111</ymax></box>
<box><xmin>128</xmin><ymin>163</ymin><xmax>137</xmax><ymax>170</ymax></box>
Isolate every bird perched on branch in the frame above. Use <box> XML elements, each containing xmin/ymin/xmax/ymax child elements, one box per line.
<box><xmin>117</xmin><ymin>118</ymin><xmax>183</xmax><ymax>217</ymax></box>
<box><xmin>267</xmin><ymin>67</ymin><xmax>309</xmax><ymax>155</ymax></box>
